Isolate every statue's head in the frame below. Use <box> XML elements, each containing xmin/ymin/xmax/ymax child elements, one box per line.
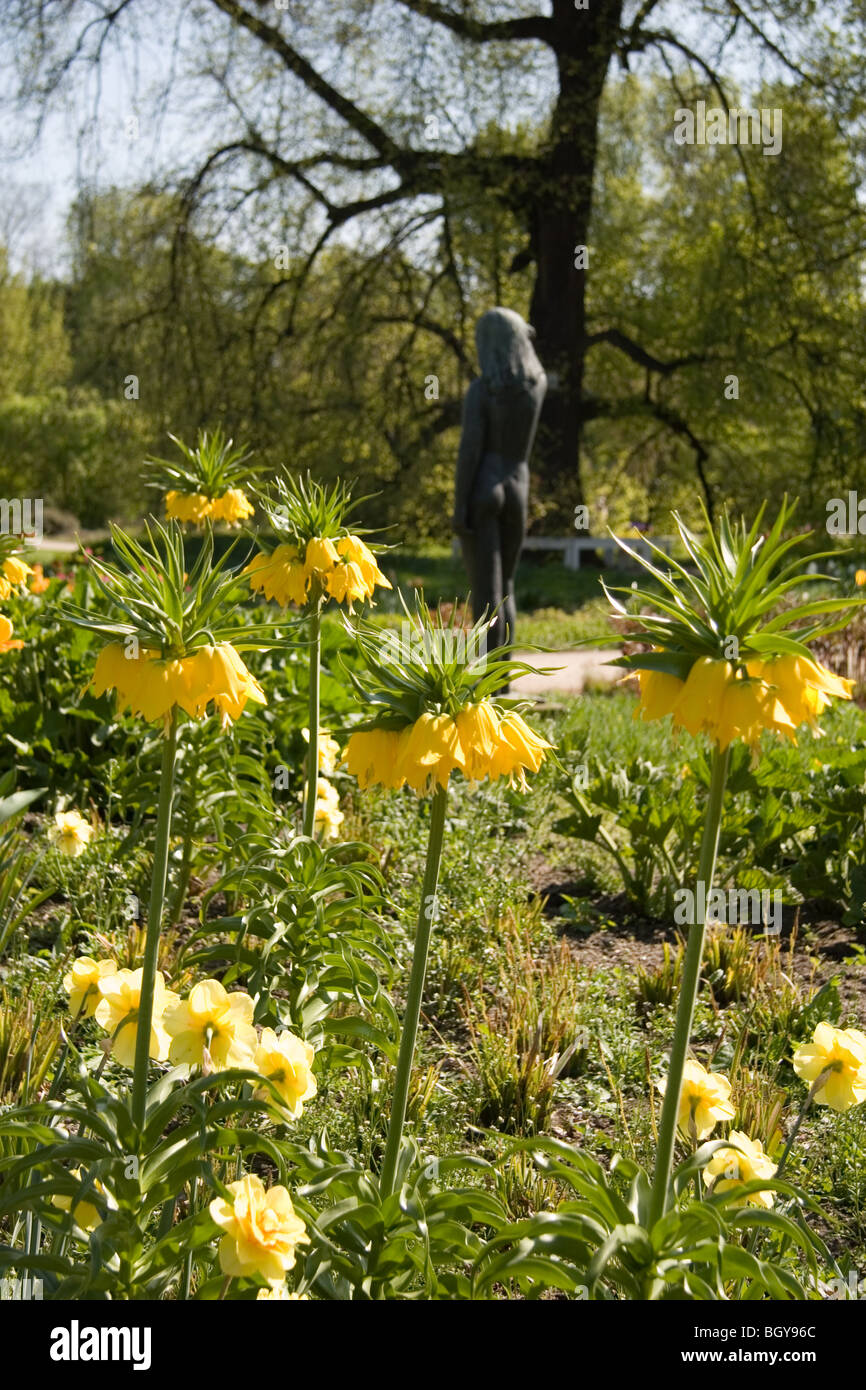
<box><xmin>475</xmin><ymin>307</ymin><xmax>544</xmax><ymax>394</ymax></box>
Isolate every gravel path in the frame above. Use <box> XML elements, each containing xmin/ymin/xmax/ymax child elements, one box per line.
<box><xmin>511</xmin><ymin>648</ymin><xmax>621</xmax><ymax>696</ymax></box>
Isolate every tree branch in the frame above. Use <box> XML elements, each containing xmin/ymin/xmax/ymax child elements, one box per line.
<box><xmin>391</xmin><ymin>0</ymin><xmax>551</xmax><ymax>43</ymax></box>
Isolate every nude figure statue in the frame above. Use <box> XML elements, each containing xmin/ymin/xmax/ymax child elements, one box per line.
<box><xmin>451</xmin><ymin>306</ymin><xmax>547</xmax><ymax>653</ymax></box>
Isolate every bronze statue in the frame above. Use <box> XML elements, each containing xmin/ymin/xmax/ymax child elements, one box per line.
<box><xmin>452</xmin><ymin>307</ymin><xmax>546</xmax><ymax>653</ymax></box>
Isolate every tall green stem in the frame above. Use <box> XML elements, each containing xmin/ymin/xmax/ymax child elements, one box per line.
<box><xmin>303</xmin><ymin>606</ymin><xmax>321</xmax><ymax>838</ymax></box>
<box><xmin>380</xmin><ymin>783</ymin><xmax>448</xmax><ymax>1198</ymax></box>
<box><xmin>132</xmin><ymin>710</ymin><xmax>179</xmax><ymax>1131</ymax></box>
<box><xmin>649</xmin><ymin>742</ymin><xmax>730</xmax><ymax>1227</ymax></box>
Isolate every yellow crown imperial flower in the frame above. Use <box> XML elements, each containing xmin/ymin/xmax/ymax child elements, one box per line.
<box><xmin>634</xmin><ymin>668</ymin><xmax>684</xmax><ymax>723</ymax></box>
<box><xmin>165</xmin><ymin>490</ymin><xmax>212</xmax><ymax>525</ymax></box>
<box><xmin>49</xmin><ymin>809</ymin><xmax>95</xmax><ymax>858</ymax></box>
<box><xmin>254</xmin><ymin>1028</ymin><xmax>317</xmax><ymax>1118</ymax></box>
<box><xmin>245</xmin><ymin>544</ymin><xmax>310</xmax><ymax>607</ymax></box>
<box><xmin>661</xmin><ymin>1058</ymin><xmax>735</xmax><ymax>1140</ymax></box>
<box><xmin>51</xmin><ymin>1168</ymin><xmax>108</xmax><ymax>1234</ymax></box>
<box><xmin>325</xmin><ymin>558</ymin><xmax>370</xmax><ymax>608</ymax></box>
<box><xmin>791</xmin><ymin>1022</ymin><xmax>866</xmax><ymax>1112</ymax></box>
<box><xmin>90</xmin><ymin>641</ymin><xmax>265</xmax><ymax>727</ymax></box>
<box><xmin>704</xmin><ymin>1130</ymin><xmax>777</xmax><ymax>1208</ymax></box>
<box><xmin>454</xmin><ymin>700</ymin><xmax>501</xmax><ymax>779</ymax></box>
<box><xmin>304</xmin><ymin>535</ymin><xmax>340</xmax><ymax>579</ymax></box>
<box><xmin>209</xmin><ymin>488</ymin><xmax>255</xmax><ymax>525</ymax></box>
<box><xmin>94</xmin><ymin>967</ymin><xmax>179</xmax><ymax>1068</ymax></box>
<box><xmin>63</xmin><ymin>955</ymin><xmax>117</xmax><ymax>1018</ymax></box>
<box><xmin>163</xmin><ymin>979</ymin><xmax>257</xmax><ymax>1072</ymax></box>
<box><xmin>856</xmin><ymin>570</ymin><xmax>866</xmax><ymax>587</ymax></box>
<box><xmin>324</xmin><ymin>535</ymin><xmax>392</xmax><ymax>608</ymax></box>
<box><xmin>209</xmin><ymin>1174</ymin><xmax>310</xmax><ymax>1286</ymax></box>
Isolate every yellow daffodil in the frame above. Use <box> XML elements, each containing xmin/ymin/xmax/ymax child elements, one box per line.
<box><xmin>254</xmin><ymin>1028</ymin><xmax>317</xmax><ymax>1117</ymax></box>
<box><xmin>2</xmin><ymin>555</ymin><xmax>33</xmax><ymax>587</ymax></box>
<box><xmin>662</xmin><ymin>1058</ymin><xmax>735</xmax><ymax>1140</ymax></box>
<box><xmin>245</xmin><ymin>544</ymin><xmax>310</xmax><ymax>607</ymax></box>
<box><xmin>209</xmin><ymin>1174</ymin><xmax>309</xmax><ymax>1286</ymax></box>
<box><xmin>791</xmin><ymin>1022</ymin><xmax>866</xmax><ymax>1112</ymax></box>
<box><xmin>704</xmin><ymin>1130</ymin><xmax>777</xmax><ymax>1208</ymax></box>
<box><xmin>164</xmin><ymin>979</ymin><xmax>257</xmax><ymax>1071</ymax></box>
<box><xmin>0</xmin><ymin>614</ymin><xmax>24</xmax><ymax>652</ymax></box>
<box><xmin>256</xmin><ymin>1286</ymin><xmax>309</xmax><ymax>1300</ymax></box>
<box><xmin>209</xmin><ymin>488</ymin><xmax>254</xmax><ymax>525</ymax></box>
<box><xmin>52</xmin><ymin>1169</ymin><xmax>107</xmax><ymax>1233</ymax></box>
<box><xmin>303</xmin><ymin>728</ymin><xmax>341</xmax><ymax>775</ymax></box>
<box><xmin>49</xmin><ymin>809</ymin><xmax>95</xmax><ymax>857</ymax></box>
<box><xmin>63</xmin><ymin>956</ymin><xmax>117</xmax><ymax>1018</ymax></box>
<box><xmin>165</xmin><ymin>490</ymin><xmax>212</xmax><ymax>524</ymax></box>
<box><xmin>90</xmin><ymin>641</ymin><xmax>265</xmax><ymax>727</ymax></box>
<box><xmin>313</xmin><ymin>779</ymin><xmax>344</xmax><ymax>839</ymax></box>
<box><xmin>94</xmin><ymin>968</ymin><xmax>178</xmax><ymax>1068</ymax></box>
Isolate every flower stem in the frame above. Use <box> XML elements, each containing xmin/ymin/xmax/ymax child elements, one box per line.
<box><xmin>131</xmin><ymin>710</ymin><xmax>179</xmax><ymax>1131</ymax></box>
<box><xmin>649</xmin><ymin>742</ymin><xmax>730</xmax><ymax>1227</ymax></box>
<box><xmin>303</xmin><ymin>606</ymin><xmax>321</xmax><ymax>838</ymax></box>
<box><xmin>379</xmin><ymin>782</ymin><xmax>448</xmax><ymax>1198</ymax></box>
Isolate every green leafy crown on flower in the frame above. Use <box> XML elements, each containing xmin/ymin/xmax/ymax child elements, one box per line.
<box><xmin>343</xmin><ymin>589</ymin><xmax>551</xmax><ymax>727</ymax></box>
<box><xmin>254</xmin><ymin>470</ymin><xmax>382</xmax><ymax>555</ymax></box>
<box><xmin>604</xmin><ymin>497</ymin><xmax>864</xmax><ymax>679</ymax></box>
<box><xmin>61</xmin><ymin>519</ymin><xmax>295</xmax><ymax>656</ymax></box>
<box><xmin>144</xmin><ymin>427</ymin><xmax>260</xmax><ymax>500</ymax></box>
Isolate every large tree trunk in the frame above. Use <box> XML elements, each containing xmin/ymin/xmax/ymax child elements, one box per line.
<box><xmin>529</xmin><ymin>0</ymin><xmax>623</xmax><ymax>522</ymax></box>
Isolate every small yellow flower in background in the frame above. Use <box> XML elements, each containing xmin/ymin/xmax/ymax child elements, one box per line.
<box><xmin>343</xmin><ymin>703</ymin><xmax>552</xmax><ymax>797</ymax></box>
<box><xmin>49</xmin><ymin>809</ymin><xmax>95</xmax><ymax>858</ymax></box>
<box><xmin>2</xmin><ymin>555</ymin><xmax>33</xmax><ymax>587</ymax></box>
<box><xmin>662</xmin><ymin>1058</ymin><xmax>735</xmax><ymax>1140</ymax></box>
<box><xmin>303</xmin><ymin>728</ymin><xmax>341</xmax><ymax>775</ymax></box>
<box><xmin>63</xmin><ymin>956</ymin><xmax>117</xmax><ymax>1018</ymax></box>
<box><xmin>704</xmin><ymin>1130</ymin><xmax>777</xmax><ymax>1208</ymax></box>
<box><xmin>208</xmin><ymin>488</ymin><xmax>254</xmax><ymax>525</ymax></box>
<box><xmin>52</xmin><ymin>1168</ymin><xmax>107</xmax><ymax>1233</ymax></box>
<box><xmin>254</xmin><ymin>1028</ymin><xmax>317</xmax><ymax>1117</ymax></box>
<box><xmin>313</xmin><ymin>778</ymin><xmax>344</xmax><ymax>840</ymax></box>
<box><xmin>791</xmin><ymin>1022</ymin><xmax>866</xmax><ymax>1112</ymax></box>
<box><xmin>0</xmin><ymin>613</ymin><xmax>24</xmax><ymax>652</ymax></box>
<box><xmin>856</xmin><ymin>569</ymin><xmax>866</xmax><ymax>587</ymax></box>
<box><xmin>165</xmin><ymin>491</ymin><xmax>212</xmax><ymax>525</ymax></box>
<box><xmin>209</xmin><ymin>1174</ymin><xmax>310</xmax><ymax>1286</ymax></box>
<box><xmin>90</xmin><ymin>641</ymin><xmax>265</xmax><ymax>727</ymax></box>
<box><xmin>256</xmin><ymin>1286</ymin><xmax>309</xmax><ymax>1300</ymax></box>
<box><xmin>94</xmin><ymin>968</ymin><xmax>178</xmax><ymax>1068</ymax></box>
<box><xmin>164</xmin><ymin>979</ymin><xmax>257</xmax><ymax>1071</ymax></box>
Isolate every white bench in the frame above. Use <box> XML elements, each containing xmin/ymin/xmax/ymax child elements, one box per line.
<box><xmin>453</xmin><ymin>534</ymin><xmax>674</xmax><ymax>571</ymax></box>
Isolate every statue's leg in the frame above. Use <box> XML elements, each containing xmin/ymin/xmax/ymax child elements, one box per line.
<box><xmin>466</xmin><ymin>490</ymin><xmax>505</xmax><ymax>651</ymax></box>
<box><xmin>500</xmin><ymin>470</ymin><xmax>528</xmax><ymax>645</ymax></box>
